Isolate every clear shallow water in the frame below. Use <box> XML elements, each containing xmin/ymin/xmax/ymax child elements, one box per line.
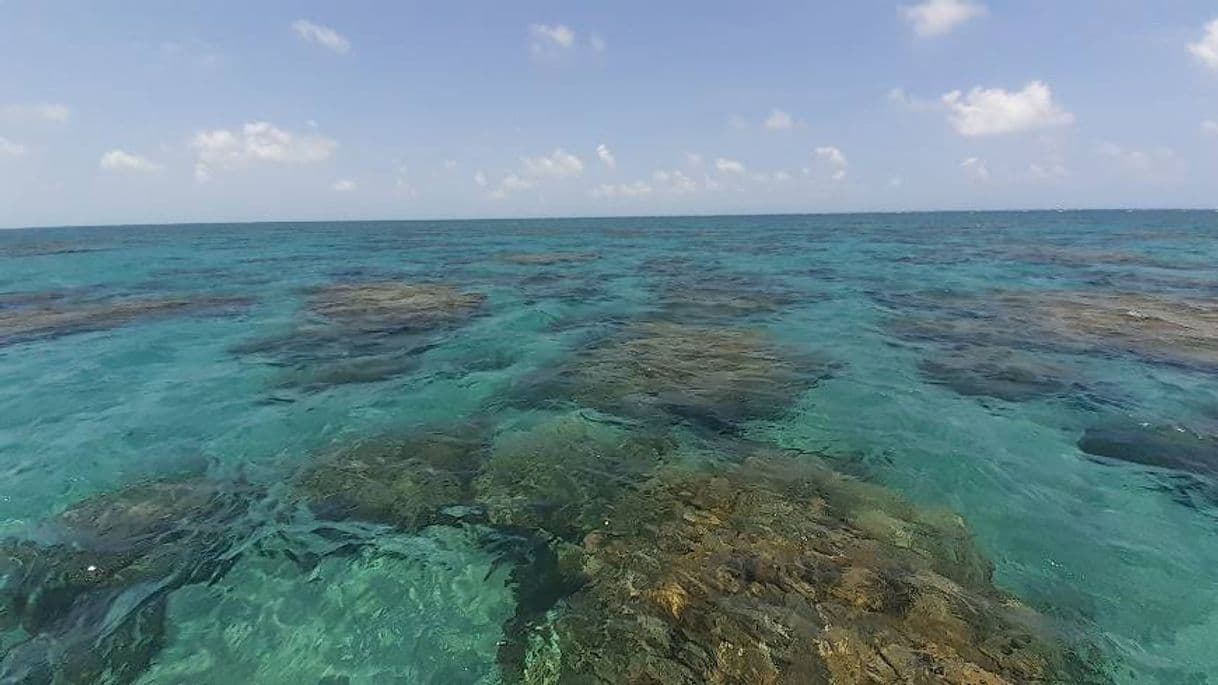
<box><xmin>0</xmin><ymin>212</ymin><xmax>1216</xmax><ymax>683</ymax></box>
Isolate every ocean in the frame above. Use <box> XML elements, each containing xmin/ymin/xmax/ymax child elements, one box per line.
<box><xmin>1</xmin><ymin>211</ymin><xmax>1216</xmax><ymax>683</ymax></box>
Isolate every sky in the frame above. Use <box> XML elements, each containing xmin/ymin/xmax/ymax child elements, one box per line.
<box><xmin>2</xmin><ymin>0</ymin><xmax>1218</xmax><ymax>227</ymax></box>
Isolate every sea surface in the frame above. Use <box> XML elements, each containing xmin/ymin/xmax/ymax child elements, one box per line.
<box><xmin>1</xmin><ymin>212</ymin><xmax>1217</xmax><ymax>683</ymax></box>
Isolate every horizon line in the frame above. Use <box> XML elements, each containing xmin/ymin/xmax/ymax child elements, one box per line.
<box><xmin>4</xmin><ymin>206</ymin><xmax>1217</xmax><ymax>232</ymax></box>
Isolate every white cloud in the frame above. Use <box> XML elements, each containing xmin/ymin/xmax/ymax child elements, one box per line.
<box><xmin>591</xmin><ymin>180</ymin><xmax>652</xmax><ymax>198</ymax></box>
<box><xmin>590</xmin><ymin>34</ymin><xmax>608</xmax><ymax>52</ymax></box>
<box><xmin>1</xmin><ymin>103</ymin><xmax>70</xmax><ymax>123</ymax></box>
<box><xmin>763</xmin><ymin>108</ymin><xmax>794</xmax><ymax>131</ymax></box>
<box><xmin>596</xmin><ymin>143</ymin><xmax>616</xmax><ymax>169</ymax></box>
<box><xmin>1202</xmin><ymin>120</ymin><xmax>1218</xmax><ymax>136</ymax></box>
<box><xmin>942</xmin><ymin>81</ymin><xmax>1074</xmax><ymax>136</ymax></box>
<box><xmin>1029</xmin><ymin>163</ymin><xmax>1068</xmax><ymax>180</ymax></box>
<box><xmin>529</xmin><ymin>24</ymin><xmax>576</xmax><ymax>57</ymax></box>
<box><xmin>1097</xmin><ymin>142</ymin><xmax>1181</xmax><ymax>176</ymax></box>
<box><xmin>443</xmin><ymin>159</ymin><xmax>458</xmax><ymax>170</ymax></box>
<box><xmin>961</xmin><ymin>157</ymin><xmax>990</xmax><ymax>181</ymax></box>
<box><xmin>1189</xmin><ymin>19</ymin><xmax>1218</xmax><ymax>71</ymax></box>
<box><xmin>888</xmin><ymin>176</ymin><xmax>905</xmax><ymax>188</ymax></box>
<box><xmin>652</xmin><ymin>169</ymin><xmax>698</xmax><ymax>194</ymax></box>
<box><xmin>332</xmin><ymin>179</ymin><xmax>357</xmax><ymax>192</ymax></box>
<box><xmin>902</xmin><ymin>0</ymin><xmax>986</xmax><ymax>37</ymax></box>
<box><xmin>473</xmin><ymin>170</ymin><xmax>488</xmax><ymax>186</ymax></box>
<box><xmin>0</xmin><ymin>136</ymin><xmax>26</xmax><ymax>157</ymax></box>
<box><xmin>292</xmin><ymin>20</ymin><xmax>350</xmax><ymax>54</ymax></box>
<box><xmin>489</xmin><ymin>173</ymin><xmax>536</xmax><ymax>200</ymax></box>
<box><xmin>190</xmin><ymin>121</ymin><xmax>337</xmax><ymax>181</ymax></box>
<box><xmin>686</xmin><ymin>153</ymin><xmax>704</xmax><ymax>167</ymax></box>
<box><xmin>521</xmin><ymin>148</ymin><xmax>584</xmax><ymax>179</ymax></box>
<box><xmin>815</xmin><ymin>146</ymin><xmax>849</xmax><ymax>181</ymax></box>
<box><xmin>99</xmin><ymin>149</ymin><xmax>163</xmax><ymax>173</ymax></box>
<box><xmin>715</xmin><ymin>157</ymin><xmax>746</xmax><ymax>174</ymax></box>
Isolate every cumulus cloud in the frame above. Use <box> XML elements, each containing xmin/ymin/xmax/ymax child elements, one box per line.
<box><xmin>902</xmin><ymin>0</ymin><xmax>986</xmax><ymax>37</ymax></box>
<box><xmin>473</xmin><ymin>170</ymin><xmax>488</xmax><ymax>187</ymax></box>
<box><xmin>489</xmin><ymin>173</ymin><xmax>535</xmax><ymax>200</ymax></box>
<box><xmin>590</xmin><ymin>34</ymin><xmax>608</xmax><ymax>52</ymax></box>
<box><xmin>1203</xmin><ymin>120</ymin><xmax>1218</xmax><ymax>136</ymax></box>
<box><xmin>521</xmin><ymin>148</ymin><xmax>584</xmax><ymax>179</ymax></box>
<box><xmin>1097</xmin><ymin>142</ymin><xmax>1182</xmax><ymax>176</ymax></box>
<box><xmin>292</xmin><ymin>20</ymin><xmax>350</xmax><ymax>54</ymax></box>
<box><xmin>763</xmin><ymin>108</ymin><xmax>794</xmax><ymax>131</ymax></box>
<box><xmin>99</xmin><ymin>149</ymin><xmax>163</xmax><ymax>173</ymax></box>
<box><xmin>0</xmin><ymin>136</ymin><xmax>26</xmax><ymax>157</ymax></box>
<box><xmin>961</xmin><ymin>157</ymin><xmax>990</xmax><ymax>181</ymax></box>
<box><xmin>1</xmin><ymin>103</ymin><xmax>70</xmax><ymax>123</ymax></box>
<box><xmin>815</xmin><ymin>146</ymin><xmax>849</xmax><ymax>181</ymax></box>
<box><xmin>596</xmin><ymin>143</ymin><xmax>616</xmax><ymax>169</ymax></box>
<box><xmin>652</xmin><ymin>169</ymin><xmax>698</xmax><ymax>194</ymax></box>
<box><xmin>1029</xmin><ymin>162</ymin><xmax>1068</xmax><ymax>180</ymax></box>
<box><xmin>331</xmin><ymin>179</ymin><xmax>356</xmax><ymax>192</ymax></box>
<box><xmin>591</xmin><ymin>180</ymin><xmax>652</xmax><ymax>198</ymax></box>
<box><xmin>715</xmin><ymin>157</ymin><xmax>746</xmax><ymax>174</ymax></box>
<box><xmin>1189</xmin><ymin>19</ymin><xmax>1218</xmax><ymax>70</ymax></box>
<box><xmin>190</xmin><ymin>121</ymin><xmax>337</xmax><ymax>181</ymax></box>
<box><xmin>529</xmin><ymin>24</ymin><xmax>576</xmax><ymax>57</ymax></box>
<box><xmin>942</xmin><ymin>81</ymin><xmax>1074</xmax><ymax>136</ymax></box>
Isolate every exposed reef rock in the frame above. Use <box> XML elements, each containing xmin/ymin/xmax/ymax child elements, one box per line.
<box><xmin>521</xmin><ymin>323</ymin><xmax>829</xmax><ymax>430</ymax></box>
<box><xmin>508</xmin><ymin>451</ymin><xmax>1107</xmax><ymax>685</ymax></box>
<box><xmin>0</xmin><ymin>294</ymin><xmax>252</xmax><ymax>346</ymax></box>
<box><xmin>0</xmin><ymin>478</ymin><xmax>258</xmax><ymax>684</ymax></box>
<box><xmin>233</xmin><ymin>281</ymin><xmax>486</xmax><ymax>391</ymax></box>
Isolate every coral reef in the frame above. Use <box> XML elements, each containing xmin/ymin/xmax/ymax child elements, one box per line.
<box><xmin>0</xmin><ymin>294</ymin><xmax>252</xmax><ymax>346</ymax></box>
<box><xmin>233</xmin><ymin>281</ymin><xmax>486</xmax><ymax>390</ymax></box>
<box><xmin>295</xmin><ymin>431</ymin><xmax>486</xmax><ymax>529</ymax></box>
<box><xmin>474</xmin><ymin>415</ymin><xmax>677</xmax><ymax>540</ymax></box>
<box><xmin>507</xmin><ymin>451</ymin><xmax>1107</xmax><ymax>684</ymax></box>
<box><xmin>0</xmin><ymin>478</ymin><xmax>257</xmax><ymax>683</ymax></box>
<box><xmin>1078</xmin><ymin>423</ymin><xmax>1217</xmax><ymax>477</ymax></box>
<box><xmin>306</xmin><ymin>281</ymin><xmax>486</xmax><ymax>332</ymax></box>
<box><xmin>524</xmin><ymin>323</ymin><xmax>828</xmax><ymax>430</ymax></box>
<box><xmin>918</xmin><ymin>346</ymin><xmax>1078</xmax><ymax>402</ymax></box>
<box><xmin>1014</xmin><ymin>292</ymin><xmax>1218</xmax><ymax>370</ymax></box>
<box><xmin>500</xmin><ymin>252</ymin><xmax>599</xmax><ymax>266</ymax></box>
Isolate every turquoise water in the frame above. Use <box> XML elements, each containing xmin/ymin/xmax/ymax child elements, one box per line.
<box><xmin>1</xmin><ymin>212</ymin><xmax>1217</xmax><ymax>683</ymax></box>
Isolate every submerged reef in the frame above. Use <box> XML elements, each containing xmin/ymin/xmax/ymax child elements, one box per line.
<box><xmin>1078</xmin><ymin>423</ymin><xmax>1218</xmax><ymax>477</ymax></box>
<box><xmin>1012</xmin><ymin>291</ymin><xmax>1218</xmax><ymax>370</ymax></box>
<box><xmin>0</xmin><ymin>293</ymin><xmax>252</xmax><ymax>346</ymax></box>
<box><xmin>509</xmin><ymin>450</ymin><xmax>1107</xmax><ymax>684</ymax></box>
<box><xmin>520</xmin><ymin>322</ymin><xmax>829</xmax><ymax>431</ymax></box>
<box><xmin>474</xmin><ymin>415</ymin><xmax>677</xmax><ymax>540</ymax></box>
<box><xmin>306</xmin><ymin>281</ymin><xmax>486</xmax><ymax>332</ymax></box>
<box><xmin>918</xmin><ymin>346</ymin><xmax>1080</xmax><ymax>403</ymax></box>
<box><xmin>295</xmin><ymin>430</ymin><xmax>486</xmax><ymax>530</ymax></box>
<box><xmin>0</xmin><ymin>478</ymin><xmax>258</xmax><ymax>683</ymax></box>
<box><xmin>282</xmin><ymin>413</ymin><xmax>1108</xmax><ymax>684</ymax></box>
<box><xmin>499</xmin><ymin>252</ymin><xmax>599</xmax><ymax>266</ymax></box>
<box><xmin>233</xmin><ymin>281</ymin><xmax>486</xmax><ymax>391</ymax></box>
<box><xmin>887</xmin><ymin>289</ymin><xmax>1218</xmax><ymax>372</ymax></box>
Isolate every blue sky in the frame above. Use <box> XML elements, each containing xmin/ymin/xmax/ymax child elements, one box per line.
<box><xmin>2</xmin><ymin>0</ymin><xmax>1218</xmax><ymax>227</ymax></box>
